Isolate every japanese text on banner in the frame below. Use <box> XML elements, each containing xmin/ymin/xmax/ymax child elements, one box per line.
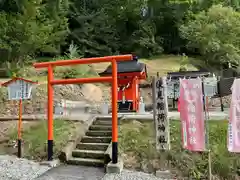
<box><xmin>179</xmin><ymin>78</ymin><xmax>205</xmax><ymax>152</ymax></box>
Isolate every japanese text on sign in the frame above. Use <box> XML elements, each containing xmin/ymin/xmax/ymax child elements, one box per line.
<box><xmin>154</xmin><ymin>77</ymin><xmax>170</xmax><ymax>150</ymax></box>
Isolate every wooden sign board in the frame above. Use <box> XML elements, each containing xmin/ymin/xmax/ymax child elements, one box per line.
<box><xmin>2</xmin><ymin>78</ymin><xmax>37</xmax><ymax>100</ymax></box>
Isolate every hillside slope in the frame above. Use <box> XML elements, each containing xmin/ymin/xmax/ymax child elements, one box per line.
<box><xmin>0</xmin><ymin>55</ymin><xmax>198</xmax><ymax>116</ymax></box>
<box><xmin>92</xmin><ymin>55</ymin><xmax>198</xmax><ymax>77</ymax></box>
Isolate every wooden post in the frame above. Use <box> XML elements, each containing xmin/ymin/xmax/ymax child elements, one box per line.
<box><xmin>17</xmin><ymin>99</ymin><xmax>22</xmax><ymax>158</ymax></box>
<box><xmin>152</xmin><ymin>76</ymin><xmax>157</xmax><ymax>129</ymax></box>
<box><xmin>47</xmin><ymin>65</ymin><xmax>54</xmax><ymax>161</ymax></box>
<box><xmin>111</xmin><ymin>59</ymin><xmax>118</xmax><ymax>164</ymax></box>
<box><xmin>217</xmin><ymin>76</ymin><xmax>224</xmax><ymax>112</ymax></box>
<box><xmin>173</xmin><ymin>83</ymin><xmax>176</xmax><ymax>109</ymax></box>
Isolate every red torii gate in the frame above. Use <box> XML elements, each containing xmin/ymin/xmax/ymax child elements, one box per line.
<box><xmin>33</xmin><ymin>54</ymin><xmax>133</xmax><ymax>164</ymax></box>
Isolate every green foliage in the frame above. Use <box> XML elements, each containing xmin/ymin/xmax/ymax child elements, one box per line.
<box><xmin>168</xmin><ymin>120</ymin><xmax>240</xmax><ymax>179</ymax></box>
<box><xmin>9</xmin><ymin>120</ymin><xmax>76</xmax><ymax>160</ymax></box>
<box><xmin>65</xmin><ymin>41</ymin><xmax>83</xmax><ymax>59</ymax></box>
<box><xmin>180</xmin><ymin>5</ymin><xmax>240</xmax><ymax>69</ymax></box>
<box><xmin>119</xmin><ymin>121</ymin><xmax>155</xmax><ymax>159</ymax></box>
<box><xmin>53</xmin><ymin>65</ymin><xmax>95</xmax><ymax>79</ymax></box>
<box><xmin>69</xmin><ymin>0</ymin><xmax>164</xmax><ymax>57</ymax></box>
<box><xmin>179</xmin><ymin>53</ymin><xmax>189</xmax><ymax>71</ymax></box>
<box><xmin>119</xmin><ymin>120</ymin><xmax>240</xmax><ymax>179</ymax></box>
<box><xmin>0</xmin><ymin>0</ymin><xmax>69</xmax><ymax>66</ymax></box>
<box><xmin>52</xmin><ymin>43</ymin><xmax>97</xmax><ymax>79</ymax></box>
<box><xmin>0</xmin><ymin>0</ymin><xmax>240</xmax><ymax>73</ymax></box>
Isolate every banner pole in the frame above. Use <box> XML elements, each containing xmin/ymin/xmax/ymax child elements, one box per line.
<box><xmin>202</xmin><ymin>78</ymin><xmax>212</xmax><ymax>180</ymax></box>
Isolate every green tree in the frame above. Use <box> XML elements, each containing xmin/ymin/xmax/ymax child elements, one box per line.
<box><xmin>69</xmin><ymin>0</ymin><xmax>164</xmax><ymax>57</ymax></box>
<box><xmin>0</xmin><ymin>0</ymin><xmax>69</xmax><ymax>65</ymax></box>
<box><xmin>180</xmin><ymin>5</ymin><xmax>240</xmax><ymax>69</ymax></box>
<box><xmin>68</xmin><ymin>0</ymin><xmax>119</xmax><ymax>57</ymax></box>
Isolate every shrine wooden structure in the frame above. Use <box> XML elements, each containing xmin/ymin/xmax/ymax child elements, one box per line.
<box><xmin>99</xmin><ymin>56</ymin><xmax>147</xmax><ymax>112</ymax></box>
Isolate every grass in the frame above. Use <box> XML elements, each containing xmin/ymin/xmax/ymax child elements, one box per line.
<box><xmin>17</xmin><ymin>64</ymin><xmax>97</xmax><ymax>82</ymax></box>
<box><xmin>119</xmin><ymin>120</ymin><xmax>240</xmax><ymax>180</ymax></box>
<box><xmin>141</xmin><ymin>55</ymin><xmax>197</xmax><ymax>76</ymax></box>
<box><xmin>8</xmin><ymin>120</ymin><xmax>81</xmax><ymax>160</ymax></box>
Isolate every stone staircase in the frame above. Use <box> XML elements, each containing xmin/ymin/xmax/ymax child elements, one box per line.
<box><xmin>67</xmin><ymin>117</ymin><xmax>112</xmax><ymax>167</ymax></box>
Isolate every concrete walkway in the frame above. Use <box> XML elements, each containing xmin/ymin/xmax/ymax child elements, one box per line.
<box><xmin>0</xmin><ymin>110</ymin><xmax>228</xmax><ymax>122</ymax></box>
<box><xmin>107</xmin><ymin>111</ymin><xmax>229</xmax><ymax>121</ymax></box>
<box><xmin>35</xmin><ymin>165</ymin><xmax>105</xmax><ymax>180</ymax></box>
<box><xmin>35</xmin><ymin>166</ymin><xmax>170</xmax><ymax>180</ymax></box>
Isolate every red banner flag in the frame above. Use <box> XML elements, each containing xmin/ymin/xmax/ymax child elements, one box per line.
<box><xmin>179</xmin><ymin>78</ymin><xmax>205</xmax><ymax>151</ymax></box>
<box><xmin>228</xmin><ymin>79</ymin><xmax>240</xmax><ymax>152</ymax></box>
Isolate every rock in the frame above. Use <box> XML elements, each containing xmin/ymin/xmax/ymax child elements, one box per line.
<box><xmin>81</xmin><ymin>84</ymin><xmax>103</xmax><ymax>102</ymax></box>
<box><xmin>122</xmin><ymin>152</ymin><xmax>140</xmax><ymax>170</ymax></box>
<box><xmin>141</xmin><ymin>160</ymin><xmax>155</xmax><ymax>173</ymax></box>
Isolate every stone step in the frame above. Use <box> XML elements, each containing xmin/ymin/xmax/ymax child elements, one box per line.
<box><xmin>81</xmin><ymin>136</ymin><xmax>112</xmax><ymax>143</ymax></box>
<box><xmin>76</xmin><ymin>142</ymin><xmax>109</xmax><ymax>151</ymax></box>
<box><xmin>67</xmin><ymin>157</ymin><xmax>104</xmax><ymax>167</ymax></box>
<box><xmin>93</xmin><ymin>120</ymin><xmax>112</xmax><ymax>126</ymax></box>
<box><xmin>96</xmin><ymin>117</ymin><xmax>122</xmax><ymax>121</ymax></box>
<box><xmin>86</xmin><ymin>130</ymin><xmax>112</xmax><ymax>137</ymax></box>
<box><xmin>89</xmin><ymin>125</ymin><xmax>112</xmax><ymax>131</ymax></box>
<box><xmin>96</xmin><ymin>117</ymin><xmax>112</xmax><ymax>121</ymax></box>
<box><xmin>72</xmin><ymin>149</ymin><xmax>105</xmax><ymax>159</ymax></box>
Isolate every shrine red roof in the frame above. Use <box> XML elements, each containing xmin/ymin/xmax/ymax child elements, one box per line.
<box><xmin>1</xmin><ymin>77</ymin><xmax>38</xmax><ymax>87</ymax></box>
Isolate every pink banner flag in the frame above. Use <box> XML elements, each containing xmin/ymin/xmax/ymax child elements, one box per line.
<box><xmin>179</xmin><ymin>78</ymin><xmax>205</xmax><ymax>151</ymax></box>
<box><xmin>228</xmin><ymin>79</ymin><xmax>240</xmax><ymax>152</ymax></box>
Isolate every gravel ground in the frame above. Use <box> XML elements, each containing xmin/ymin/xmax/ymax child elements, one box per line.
<box><xmin>102</xmin><ymin>170</ymin><xmax>174</xmax><ymax>180</ymax></box>
<box><xmin>0</xmin><ymin>156</ymin><xmax>175</xmax><ymax>180</ymax></box>
<box><xmin>0</xmin><ymin>155</ymin><xmax>50</xmax><ymax>180</ymax></box>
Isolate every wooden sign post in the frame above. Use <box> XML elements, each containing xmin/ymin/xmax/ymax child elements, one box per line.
<box><xmin>153</xmin><ymin>76</ymin><xmax>170</xmax><ymax>170</ymax></box>
<box><xmin>153</xmin><ymin>76</ymin><xmax>170</xmax><ymax>150</ymax></box>
<box><xmin>2</xmin><ymin>78</ymin><xmax>37</xmax><ymax>158</ymax></box>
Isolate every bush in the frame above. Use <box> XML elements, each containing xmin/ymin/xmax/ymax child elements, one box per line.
<box><xmin>54</xmin><ymin>65</ymin><xmax>97</xmax><ymax>79</ymax></box>
<box><xmin>119</xmin><ymin>120</ymin><xmax>240</xmax><ymax>179</ymax></box>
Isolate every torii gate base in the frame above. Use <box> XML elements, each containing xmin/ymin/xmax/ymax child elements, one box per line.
<box><xmin>33</xmin><ymin>54</ymin><xmax>133</xmax><ymax>164</ymax></box>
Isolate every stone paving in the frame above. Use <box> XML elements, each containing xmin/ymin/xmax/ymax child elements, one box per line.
<box><xmin>35</xmin><ymin>165</ymin><xmax>105</xmax><ymax>180</ymax></box>
<box><xmin>35</xmin><ymin>165</ymin><xmax>168</xmax><ymax>180</ymax></box>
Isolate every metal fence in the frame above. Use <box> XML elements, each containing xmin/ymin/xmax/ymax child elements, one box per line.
<box><xmin>152</xmin><ymin>75</ymin><xmax>234</xmax><ymax>111</ymax></box>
